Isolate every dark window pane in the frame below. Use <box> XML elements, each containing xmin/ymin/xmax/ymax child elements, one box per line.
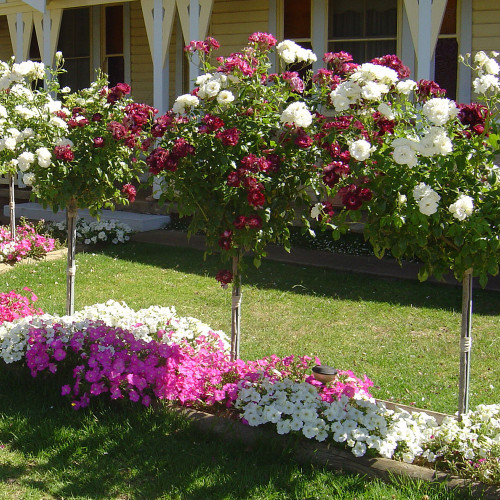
<box><xmin>329</xmin><ymin>0</ymin><xmax>364</xmax><ymax>38</ymax></box>
<box><xmin>440</xmin><ymin>0</ymin><xmax>457</xmax><ymax>35</ymax></box>
<box><xmin>434</xmin><ymin>38</ymin><xmax>458</xmax><ymax>100</ymax></box>
<box><xmin>107</xmin><ymin>56</ymin><xmax>124</xmax><ymax>86</ymax></box>
<box><xmin>29</xmin><ymin>26</ymin><xmax>40</xmax><ymax>59</ymax></box>
<box><xmin>284</xmin><ymin>0</ymin><xmax>311</xmax><ymax>39</ymax></box>
<box><xmin>106</xmin><ymin>5</ymin><xmax>124</xmax><ymax>54</ymax></box>
<box><xmin>366</xmin><ymin>4</ymin><xmax>397</xmax><ymax>37</ymax></box>
<box><xmin>57</xmin><ymin>8</ymin><xmax>90</xmax><ymax>58</ymax></box>
<box><xmin>58</xmin><ymin>57</ymin><xmax>91</xmax><ymax>92</ymax></box>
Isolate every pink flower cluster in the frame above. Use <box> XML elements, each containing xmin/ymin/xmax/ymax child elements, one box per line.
<box><xmin>0</xmin><ymin>288</ymin><xmax>43</xmax><ymax>325</ymax></box>
<box><xmin>24</xmin><ymin>321</ymin><xmax>373</xmax><ymax>411</ymax></box>
<box><xmin>0</xmin><ymin>223</ymin><xmax>56</xmax><ymax>263</ymax></box>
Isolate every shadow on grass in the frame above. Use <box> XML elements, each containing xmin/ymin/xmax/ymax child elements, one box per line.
<box><xmin>95</xmin><ymin>242</ymin><xmax>500</xmax><ymax>317</ymax></box>
<box><xmin>0</xmin><ymin>367</ymin><xmax>468</xmax><ymax>500</ymax></box>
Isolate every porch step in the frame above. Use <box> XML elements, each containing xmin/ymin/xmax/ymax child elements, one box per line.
<box><xmin>3</xmin><ymin>202</ymin><xmax>171</xmax><ymax>232</ymax></box>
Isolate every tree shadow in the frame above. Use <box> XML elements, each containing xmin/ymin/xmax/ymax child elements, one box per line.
<box><xmin>95</xmin><ymin>242</ymin><xmax>500</xmax><ymax>317</ymax></box>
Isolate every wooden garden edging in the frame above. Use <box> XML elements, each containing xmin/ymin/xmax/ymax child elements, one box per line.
<box><xmin>178</xmin><ymin>406</ymin><xmax>500</xmax><ymax>499</ymax></box>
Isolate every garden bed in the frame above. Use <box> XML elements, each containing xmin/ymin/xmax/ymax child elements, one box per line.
<box><xmin>180</xmin><ymin>406</ymin><xmax>500</xmax><ymax>499</ymax></box>
<box><xmin>0</xmin><ymin>248</ymin><xmax>67</xmax><ymax>274</ymax></box>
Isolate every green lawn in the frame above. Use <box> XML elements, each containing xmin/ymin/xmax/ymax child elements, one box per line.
<box><xmin>1</xmin><ymin>242</ymin><xmax>499</xmax><ymax>499</ymax></box>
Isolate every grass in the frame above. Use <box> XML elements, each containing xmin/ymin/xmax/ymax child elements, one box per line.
<box><xmin>1</xmin><ymin>241</ymin><xmax>499</xmax><ymax>499</ymax></box>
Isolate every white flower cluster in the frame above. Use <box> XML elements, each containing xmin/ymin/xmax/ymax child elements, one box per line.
<box><xmin>449</xmin><ymin>194</ymin><xmax>474</xmax><ymax>221</ymax></box>
<box><xmin>349</xmin><ymin>139</ymin><xmax>375</xmax><ymax>161</ymax></box>
<box><xmin>236</xmin><ymin>378</ymin><xmax>500</xmax><ymax>471</ymax></box>
<box><xmin>46</xmin><ymin>218</ymin><xmax>133</xmax><ymax>245</ymax></box>
<box><xmin>422</xmin><ymin>98</ymin><xmax>459</xmax><ymax>126</ymax></box>
<box><xmin>195</xmin><ymin>72</ymin><xmax>236</xmax><ymax>106</ymax></box>
<box><xmin>392</xmin><ymin>126</ymin><xmax>453</xmax><ymax>167</ymax></box>
<box><xmin>280</xmin><ymin>101</ymin><xmax>313</xmax><ymax>128</ymax></box>
<box><xmin>276</xmin><ymin>40</ymin><xmax>317</xmax><ymax>65</ymax></box>
<box><xmin>412</xmin><ymin>182</ymin><xmax>441</xmax><ymax>216</ymax></box>
<box><xmin>0</xmin><ymin>299</ymin><xmax>230</xmax><ymax>364</ymax></box>
<box><xmin>0</xmin><ymin>60</ymin><xmax>45</xmax><ymax>90</ymax></box>
<box><xmin>472</xmin><ymin>51</ymin><xmax>500</xmax><ymax>94</ymax></box>
<box><xmin>172</xmin><ymin>94</ymin><xmax>200</xmax><ymax>114</ymax></box>
<box><xmin>330</xmin><ymin>63</ymin><xmax>398</xmax><ymax>112</ymax></box>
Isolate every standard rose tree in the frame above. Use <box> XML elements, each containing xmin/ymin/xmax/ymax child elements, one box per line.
<box><xmin>311</xmin><ymin>50</ymin><xmax>500</xmax><ymax>415</ymax></box>
<box><xmin>25</xmin><ymin>70</ymin><xmax>155</xmax><ymax>315</ymax></box>
<box><xmin>147</xmin><ymin>33</ymin><xmax>328</xmax><ymax>359</ymax></box>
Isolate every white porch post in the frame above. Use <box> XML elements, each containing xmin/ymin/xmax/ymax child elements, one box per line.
<box><xmin>458</xmin><ymin>0</ymin><xmax>472</xmax><ymax>103</ymax></box>
<box><xmin>188</xmin><ymin>0</ymin><xmax>199</xmax><ymax>87</ymax></box>
<box><xmin>153</xmin><ymin>0</ymin><xmax>169</xmax><ymax>114</ymax></box>
<box><xmin>268</xmin><ymin>0</ymin><xmax>277</xmax><ymax>71</ymax></box>
<box><xmin>7</xmin><ymin>11</ymin><xmax>33</xmax><ymax>62</ymax></box>
<box><xmin>311</xmin><ymin>0</ymin><xmax>326</xmax><ymax>73</ymax></box>
<box><xmin>401</xmin><ymin>1</ymin><xmax>415</xmax><ymax>77</ymax></box>
<box><xmin>417</xmin><ymin>0</ymin><xmax>432</xmax><ymax>81</ymax></box>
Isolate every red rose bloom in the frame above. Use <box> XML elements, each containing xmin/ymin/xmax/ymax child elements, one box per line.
<box><xmin>216</xmin><ymin>269</ymin><xmax>233</xmax><ymax>288</ymax></box>
<box><xmin>247</xmin><ymin>188</ymin><xmax>265</xmax><ymax>207</ymax></box>
<box><xmin>107</xmin><ymin>121</ymin><xmax>128</xmax><ymax>140</ymax></box>
<box><xmin>93</xmin><ymin>137</ymin><xmax>105</xmax><ymax>148</ymax></box>
<box><xmin>122</xmin><ymin>184</ymin><xmax>137</xmax><ymax>203</ymax></box>
<box><xmin>216</xmin><ymin>127</ymin><xmax>240</xmax><ymax>146</ymax></box>
<box><xmin>54</xmin><ymin>145</ymin><xmax>74</xmax><ymax>161</ymax></box>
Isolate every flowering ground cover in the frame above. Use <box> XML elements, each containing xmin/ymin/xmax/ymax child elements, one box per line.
<box><xmin>0</xmin><ymin>221</ymin><xmax>55</xmax><ymax>264</ymax></box>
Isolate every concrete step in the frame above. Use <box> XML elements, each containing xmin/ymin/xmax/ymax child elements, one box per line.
<box><xmin>2</xmin><ymin>202</ymin><xmax>171</xmax><ymax>232</ymax></box>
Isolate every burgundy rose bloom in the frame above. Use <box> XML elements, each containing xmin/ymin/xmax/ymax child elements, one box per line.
<box><xmin>92</xmin><ymin>113</ymin><xmax>103</xmax><ymax>122</ymax></box>
<box><xmin>339</xmin><ymin>184</ymin><xmax>371</xmax><ymax>210</ymax></box>
<box><xmin>54</xmin><ymin>145</ymin><xmax>74</xmax><ymax>162</ymax></box>
<box><xmin>322</xmin><ymin>161</ymin><xmax>350</xmax><ymax>188</ymax></box>
<box><xmin>248</xmin><ymin>32</ymin><xmax>277</xmax><ymax>50</ymax></box>
<box><xmin>107</xmin><ymin>82</ymin><xmax>131</xmax><ymax>104</ymax></box>
<box><xmin>312</xmin><ymin>68</ymin><xmax>334</xmax><ymax>86</ymax></box>
<box><xmin>67</xmin><ymin>118</ymin><xmax>78</xmax><ymax>129</ymax></box>
<box><xmin>247</xmin><ymin>215</ymin><xmax>262</xmax><ymax>229</ymax></box>
<box><xmin>227</xmin><ymin>171</ymin><xmax>241</xmax><ymax>187</ymax></box>
<box><xmin>141</xmin><ymin>137</ymin><xmax>152</xmax><ymax>151</ymax></box>
<box><xmin>124</xmin><ymin>103</ymin><xmax>157</xmax><ymax>130</ymax></box>
<box><xmin>218</xmin><ymin>230</ymin><xmax>233</xmax><ymax>250</ymax></box>
<box><xmin>56</xmin><ymin>110</ymin><xmax>68</xmax><ymax>119</ymax></box>
<box><xmin>233</xmin><ymin>215</ymin><xmax>247</xmax><ymax>230</ymax></box>
<box><xmin>265</xmin><ymin>154</ymin><xmax>281</xmax><ymax>173</ymax></box>
<box><xmin>201</xmin><ymin>114</ymin><xmax>225</xmax><ymax>133</ymax></box>
<box><xmin>243</xmin><ymin>177</ymin><xmax>260</xmax><ymax>190</ymax></box>
<box><xmin>373</xmin><ymin>112</ymin><xmax>395</xmax><ymax>136</ymax></box>
<box><xmin>107</xmin><ymin>121</ymin><xmax>128</xmax><ymax>140</ymax></box>
<box><xmin>215</xmin><ymin>269</ymin><xmax>233</xmax><ymax>288</ymax></box>
<box><xmin>124</xmin><ymin>135</ymin><xmax>137</xmax><ymax>149</ymax></box>
<box><xmin>93</xmin><ymin>137</ymin><xmax>105</xmax><ymax>148</ymax></box>
<box><xmin>247</xmin><ymin>188</ymin><xmax>265</xmax><ymax>207</ymax></box>
<box><xmin>294</xmin><ymin>129</ymin><xmax>313</xmax><ymax>148</ymax></box>
<box><xmin>172</xmin><ymin>138</ymin><xmax>195</xmax><ymax>157</ymax></box>
<box><xmin>122</xmin><ymin>184</ymin><xmax>137</xmax><ymax>203</ymax></box>
<box><xmin>417</xmin><ymin>79</ymin><xmax>446</xmax><ymax>101</ymax></box>
<box><xmin>458</xmin><ymin>103</ymin><xmax>489</xmax><ymax>136</ymax></box>
<box><xmin>77</xmin><ymin>117</ymin><xmax>89</xmax><ymax>127</ymax></box>
<box><xmin>146</xmin><ymin>147</ymin><xmax>177</xmax><ymax>174</ymax></box>
<box><xmin>216</xmin><ymin>127</ymin><xmax>240</xmax><ymax>146</ymax></box>
<box><xmin>72</xmin><ymin>107</ymin><xmax>84</xmax><ymax>116</ymax></box>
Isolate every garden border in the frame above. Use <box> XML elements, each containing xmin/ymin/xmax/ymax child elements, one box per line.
<box><xmin>177</xmin><ymin>406</ymin><xmax>500</xmax><ymax>499</ymax></box>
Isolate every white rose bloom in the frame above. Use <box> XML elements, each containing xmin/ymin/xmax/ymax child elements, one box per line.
<box><xmin>22</xmin><ymin>172</ymin><xmax>35</xmax><ymax>186</ymax></box>
<box><xmin>349</xmin><ymin>139</ymin><xmax>375</xmax><ymax>161</ymax></box>
<box><xmin>277</xmin><ymin>40</ymin><xmax>300</xmax><ymax>63</ymax></box>
<box><xmin>473</xmin><ymin>74</ymin><xmax>500</xmax><ymax>94</ymax></box>
<box><xmin>45</xmin><ymin>98</ymin><xmax>63</xmax><ymax>114</ymax></box>
<box><xmin>449</xmin><ymin>195</ymin><xmax>474</xmax><ymax>220</ymax></box>
<box><xmin>36</xmin><ymin>147</ymin><xmax>52</xmax><ymax>168</ymax></box>
<box><xmin>422</xmin><ymin>98</ymin><xmax>458</xmax><ymax>126</ymax></box>
<box><xmin>412</xmin><ymin>182</ymin><xmax>434</xmax><ymax>201</ymax></box>
<box><xmin>279</xmin><ymin>49</ymin><xmax>296</xmax><ymax>64</ymax></box>
<box><xmin>330</xmin><ymin>92</ymin><xmax>351</xmax><ymax>112</ymax></box>
<box><xmin>0</xmin><ymin>104</ymin><xmax>7</xmax><ymax>118</ymax></box>
<box><xmin>310</xmin><ymin>203</ymin><xmax>323</xmax><ymax>220</ymax></box>
<box><xmin>280</xmin><ymin>101</ymin><xmax>312</xmax><ymax>128</ymax></box>
<box><xmin>172</xmin><ymin>94</ymin><xmax>199</xmax><ymax>114</ymax></box>
<box><xmin>398</xmin><ymin>194</ymin><xmax>407</xmax><ymax>204</ymax></box>
<box><xmin>10</xmin><ymin>84</ymin><xmax>33</xmax><ymax>100</ymax></box>
<box><xmin>217</xmin><ymin>90</ymin><xmax>235</xmax><ymax>105</ymax></box>
<box><xmin>202</xmin><ymin>79</ymin><xmax>221</xmax><ymax>98</ymax></box>
<box><xmin>396</xmin><ymin>79</ymin><xmax>417</xmax><ymax>95</ymax></box>
<box><xmin>352</xmin><ymin>63</ymin><xmax>398</xmax><ymax>85</ymax></box>
<box><xmin>49</xmin><ymin>116</ymin><xmax>68</xmax><ymax>129</ymax></box>
<box><xmin>17</xmin><ymin>151</ymin><xmax>35</xmax><ymax>171</ymax></box>
<box><xmin>195</xmin><ymin>73</ymin><xmax>212</xmax><ymax>86</ymax></box>
<box><xmin>4</xmin><ymin>137</ymin><xmax>17</xmax><ymax>151</ymax></box>
<box><xmin>14</xmin><ymin>105</ymin><xmax>34</xmax><ymax>119</ymax></box>
<box><xmin>361</xmin><ymin>81</ymin><xmax>389</xmax><ymax>100</ymax></box>
<box><xmin>60</xmin><ymin>86</ymin><xmax>71</xmax><ymax>93</ymax></box>
<box><xmin>377</xmin><ymin>102</ymin><xmax>395</xmax><ymax>120</ymax></box>
<box><xmin>418</xmin><ymin>195</ymin><xmax>440</xmax><ymax>216</ymax></box>
<box><xmin>474</xmin><ymin>51</ymin><xmax>489</xmax><ymax>66</ymax></box>
<box><xmin>484</xmin><ymin>58</ymin><xmax>500</xmax><ymax>75</ymax></box>
<box><xmin>22</xmin><ymin>128</ymin><xmax>34</xmax><ymax>139</ymax></box>
<box><xmin>393</xmin><ymin>145</ymin><xmax>418</xmax><ymax>167</ymax></box>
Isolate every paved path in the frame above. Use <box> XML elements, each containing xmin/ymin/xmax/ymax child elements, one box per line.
<box><xmin>132</xmin><ymin>230</ymin><xmax>500</xmax><ymax>292</ymax></box>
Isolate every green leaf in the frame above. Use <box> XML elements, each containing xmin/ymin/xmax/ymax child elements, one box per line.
<box><xmin>253</xmin><ymin>257</ymin><xmax>261</xmax><ymax>269</ymax></box>
<box><xmin>417</xmin><ymin>267</ymin><xmax>429</xmax><ymax>282</ymax></box>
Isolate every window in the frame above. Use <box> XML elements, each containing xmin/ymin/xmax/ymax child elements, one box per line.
<box><xmin>434</xmin><ymin>0</ymin><xmax>458</xmax><ymax>100</ymax></box>
<box><xmin>327</xmin><ymin>0</ymin><xmax>397</xmax><ymax>62</ymax></box>
<box><xmin>104</xmin><ymin>5</ymin><xmax>125</xmax><ymax>86</ymax></box>
<box><xmin>57</xmin><ymin>8</ymin><xmax>91</xmax><ymax>91</ymax></box>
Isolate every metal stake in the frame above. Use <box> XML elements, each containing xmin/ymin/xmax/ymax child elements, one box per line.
<box><xmin>230</xmin><ymin>254</ymin><xmax>242</xmax><ymax>361</ymax></box>
<box><xmin>66</xmin><ymin>198</ymin><xmax>78</xmax><ymax>316</ymax></box>
<box><xmin>458</xmin><ymin>268</ymin><xmax>473</xmax><ymax>417</ymax></box>
<box><xmin>8</xmin><ymin>173</ymin><xmax>15</xmax><ymax>239</ymax></box>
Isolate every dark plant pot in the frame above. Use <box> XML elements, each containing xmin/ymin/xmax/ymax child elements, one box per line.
<box><xmin>312</xmin><ymin>364</ymin><xmax>337</xmax><ymax>384</ymax></box>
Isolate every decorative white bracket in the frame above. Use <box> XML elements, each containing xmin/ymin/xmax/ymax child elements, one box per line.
<box><xmin>33</xmin><ymin>8</ymin><xmax>62</xmax><ymax>68</ymax></box>
<box><xmin>21</xmin><ymin>0</ymin><xmax>46</xmax><ymax>13</ymax></box>
<box><xmin>7</xmin><ymin>11</ymin><xmax>33</xmax><ymax>61</ymax></box>
<box><xmin>403</xmin><ymin>0</ymin><xmax>447</xmax><ymax>80</ymax></box>
<box><xmin>176</xmin><ymin>0</ymin><xmax>213</xmax><ymax>45</ymax></box>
